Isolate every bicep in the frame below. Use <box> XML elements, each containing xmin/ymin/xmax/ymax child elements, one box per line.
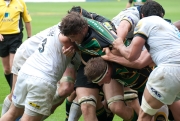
<box><xmin>117</xmin><ymin>20</ymin><xmax>131</xmax><ymax>39</ymax></box>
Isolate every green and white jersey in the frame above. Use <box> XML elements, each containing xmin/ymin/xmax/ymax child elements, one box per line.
<box><xmin>76</xmin><ymin>18</ymin><xmax>117</xmax><ymax>62</ymax></box>
<box><xmin>111</xmin><ymin>62</ymin><xmax>153</xmax><ymax>92</ymax></box>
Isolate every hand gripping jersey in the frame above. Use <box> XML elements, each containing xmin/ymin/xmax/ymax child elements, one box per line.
<box><xmin>111</xmin><ymin>63</ymin><xmax>153</xmax><ymax>92</ymax></box>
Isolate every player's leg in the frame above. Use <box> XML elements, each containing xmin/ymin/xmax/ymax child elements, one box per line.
<box><xmin>68</xmin><ymin>96</ymin><xmax>82</xmax><ymax>121</ymax></box>
<box><xmin>103</xmin><ymin>79</ymin><xmax>138</xmax><ymax>121</ymax></box>
<box><xmin>138</xmin><ymin>66</ymin><xmax>180</xmax><ymax>121</ymax></box>
<box><xmin>76</xmin><ymin>87</ymin><xmax>99</xmax><ymax>121</ymax></box>
<box><xmin>168</xmin><ymin>100</ymin><xmax>180</xmax><ymax>121</ymax></box>
<box><xmin>75</xmin><ymin>64</ymin><xmax>107</xmax><ymax>121</ymax></box>
<box><xmin>102</xmin><ymin>99</ymin><xmax>114</xmax><ymax>121</ymax></box>
<box><xmin>41</xmin><ymin>65</ymin><xmax>76</xmax><ymax>121</ymax></box>
<box><xmin>95</xmin><ymin>94</ymin><xmax>108</xmax><ymax>121</ymax></box>
<box><xmin>65</xmin><ymin>91</ymin><xmax>76</xmax><ymax>121</ymax></box>
<box><xmin>22</xmin><ymin>74</ymin><xmax>56</xmax><ymax>121</ymax></box>
<box><xmin>0</xmin><ymin>103</ymin><xmax>24</xmax><ymax>121</ymax></box>
<box><xmin>1</xmin><ymin>74</ymin><xmax>16</xmax><ymax>116</ymax></box>
<box><xmin>138</xmin><ymin>88</ymin><xmax>164</xmax><ymax>121</ymax></box>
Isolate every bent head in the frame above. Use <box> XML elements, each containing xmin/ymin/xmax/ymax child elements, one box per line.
<box><xmin>84</xmin><ymin>57</ymin><xmax>111</xmax><ymax>86</ymax></box>
<box><xmin>141</xmin><ymin>1</ymin><xmax>165</xmax><ymax>18</ymax></box>
<box><xmin>60</xmin><ymin>12</ymin><xmax>88</xmax><ymax>44</ymax></box>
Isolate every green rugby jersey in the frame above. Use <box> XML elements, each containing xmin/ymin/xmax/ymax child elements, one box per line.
<box><xmin>76</xmin><ymin>17</ymin><xmax>117</xmax><ymax>57</ymax></box>
<box><xmin>111</xmin><ymin>62</ymin><xmax>153</xmax><ymax>92</ymax></box>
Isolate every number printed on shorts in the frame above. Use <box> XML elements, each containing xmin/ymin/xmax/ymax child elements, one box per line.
<box><xmin>38</xmin><ymin>38</ymin><xmax>47</xmax><ymax>53</ymax></box>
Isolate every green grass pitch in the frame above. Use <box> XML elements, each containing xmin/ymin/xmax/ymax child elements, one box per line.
<box><xmin>0</xmin><ymin>0</ymin><xmax>179</xmax><ymax>120</ymax></box>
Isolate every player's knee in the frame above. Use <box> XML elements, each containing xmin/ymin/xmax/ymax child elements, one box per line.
<box><xmin>58</xmin><ymin>78</ymin><xmax>74</xmax><ymax>97</ymax></box>
<box><xmin>141</xmin><ymin>96</ymin><xmax>159</xmax><ymax>116</ymax></box>
<box><xmin>107</xmin><ymin>95</ymin><xmax>124</xmax><ymax>114</ymax></box>
<box><xmin>124</xmin><ymin>90</ymin><xmax>138</xmax><ymax>102</ymax></box>
<box><xmin>4</xmin><ymin>68</ymin><xmax>11</xmax><ymax>74</ymax></box>
<box><xmin>78</xmin><ymin>95</ymin><xmax>97</xmax><ymax>108</ymax></box>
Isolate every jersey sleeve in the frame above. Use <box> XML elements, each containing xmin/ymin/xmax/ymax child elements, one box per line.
<box><xmin>134</xmin><ymin>17</ymin><xmax>159</xmax><ymax>41</ymax></box>
<box><xmin>21</xmin><ymin>0</ymin><xmax>32</xmax><ymax>22</ymax></box>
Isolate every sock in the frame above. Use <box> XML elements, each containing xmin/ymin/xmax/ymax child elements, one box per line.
<box><xmin>68</xmin><ymin>101</ymin><xmax>82</xmax><ymax>121</ymax></box>
<box><xmin>1</xmin><ymin>95</ymin><xmax>12</xmax><ymax>116</ymax></box>
<box><xmin>5</xmin><ymin>73</ymin><xmax>13</xmax><ymax>90</ymax></box>
<box><xmin>65</xmin><ymin>98</ymin><xmax>72</xmax><ymax>120</ymax></box>
<box><xmin>168</xmin><ymin>109</ymin><xmax>174</xmax><ymax>120</ymax></box>
<box><xmin>96</xmin><ymin>106</ymin><xmax>108</xmax><ymax>121</ymax></box>
<box><xmin>106</xmin><ymin>108</ymin><xmax>114</xmax><ymax>121</ymax></box>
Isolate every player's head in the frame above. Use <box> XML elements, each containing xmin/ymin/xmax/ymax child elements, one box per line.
<box><xmin>60</xmin><ymin>12</ymin><xmax>88</xmax><ymax>44</ymax></box>
<box><xmin>68</xmin><ymin>6</ymin><xmax>92</xmax><ymax>19</ymax></box>
<box><xmin>84</xmin><ymin>57</ymin><xmax>111</xmax><ymax>85</ymax></box>
<box><xmin>141</xmin><ymin>1</ymin><xmax>164</xmax><ymax>18</ymax></box>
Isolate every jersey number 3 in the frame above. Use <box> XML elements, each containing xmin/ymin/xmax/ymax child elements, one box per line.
<box><xmin>38</xmin><ymin>38</ymin><xmax>47</xmax><ymax>53</ymax></box>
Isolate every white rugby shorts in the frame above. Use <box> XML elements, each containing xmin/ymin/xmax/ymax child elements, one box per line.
<box><xmin>146</xmin><ymin>64</ymin><xmax>180</xmax><ymax>105</ymax></box>
<box><xmin>12</xmin><ymin>71</ymin><xmax>57</xmax><ymax>116</ymax></box>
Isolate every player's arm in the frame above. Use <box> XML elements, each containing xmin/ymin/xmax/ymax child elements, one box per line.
<box><xmin>112</xmin><ymin>20</ymin><xmax>132</xmax><ymax>52</ymax></box>
<box><xmin>174</xmin><ymin>20</ymin><xmax>180</xmax><ymax>31</ymax></box>
<box><xmin>59</xmin><ymin>34</ymin><xmax>77</xmax><ymax>57</ymax></box>
<box><xmin>102</xmin><ymin>47</ymin><xmax>152</xmax><ymax>69</ymax></box>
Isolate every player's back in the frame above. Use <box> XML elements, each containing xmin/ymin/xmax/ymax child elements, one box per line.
<box><xmin>20</xmin><ymin>24</ymin><xmax>71</xmax><ymax>84</ymax></box>
<box><xmin>136</xmin><ymin>16</ymin><xmax>180</xmax><ymax>65</ymax></box>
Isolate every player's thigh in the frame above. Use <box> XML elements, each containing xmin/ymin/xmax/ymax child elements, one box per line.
<box><xmin>103</xmin><ymin>79</ymin><xmax>124</xmax><ymax>99</ymax></box>
<box><xmin>76</xmin><ymin>87</ymin><xmax>99</xmax><ymax>100</ymax></box>
<box><xmin>146</xmin><ymin>66</ymin><xmax>180</xmax><ymax>105</ymax></box>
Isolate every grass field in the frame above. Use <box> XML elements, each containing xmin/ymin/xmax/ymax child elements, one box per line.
<box><xmin>0</xmin><ymin>0</ymin><xmax>179</xmax><ymax>120</ymax></box>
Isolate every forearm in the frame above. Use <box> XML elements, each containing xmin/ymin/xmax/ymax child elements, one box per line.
<box><xmin>174</xmin><ymin>20</ymin><xmax>180</xmax><ymax>30</ymax></box>
<box><xmin>105</xmin><ymin>51</ymin><xmax>153</xmax><ymax>69</ymax></box>
<box><xmin>25</xmin><ymin>22</ymin><xmax>32</xmax><ymax>38</ymax></box>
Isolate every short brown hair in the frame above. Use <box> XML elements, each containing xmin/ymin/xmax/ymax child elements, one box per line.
<box><xmin>141</xmin><ymin>1</ymin><xmax>164</xmax><ymax>17</ymax></box>
<box><xmin>60</xmin><ymin>12</ymin><xmax>88</xmax><ymax>36</ymax></box>
<box><xmin>84</xmin><ymin>57</ymin><xmax>107</xmax><ymax>82</ymax></box>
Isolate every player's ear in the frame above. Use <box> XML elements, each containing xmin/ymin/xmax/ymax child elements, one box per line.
<box><xmin>141</xmin><ymin>14</ymin><xmax>144</xmax><ymax>18</ymax></box>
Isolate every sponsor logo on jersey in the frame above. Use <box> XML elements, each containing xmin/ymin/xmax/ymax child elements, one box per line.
<box><xmin>3</xmin><ymin>12</ymin><xmax>13</xmax><ymax>22</ymax></box>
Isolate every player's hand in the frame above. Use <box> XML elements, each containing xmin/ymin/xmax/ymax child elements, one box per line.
<box><xmin>0</xmin><ymin>34</ymin><xmax>4</xmax><ymax>41</ymax></box>
<box><xmin>101</xmin><ymin>47</ymin><xmax>112</xmax><ymax>61</ymax></box>
<box><xmin>62</xmin><ymin>46</ymin><xmax>75</xmax><ymax>57</ymax></box>
<box><xmin>112</xmin><ymin>37</ymin><xmax>124</xmax><ymax>51</ymax></box>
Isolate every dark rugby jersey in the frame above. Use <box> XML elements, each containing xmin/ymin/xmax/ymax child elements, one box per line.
<box><xmin>111</xmin><ymin>62</ymin><xmax>153</xmax><ymax>92</ymax></box>
<box><xmin>76</xmin><ymin>18</ymin><xmax>117</xmax><ymax>57</ymax></box>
